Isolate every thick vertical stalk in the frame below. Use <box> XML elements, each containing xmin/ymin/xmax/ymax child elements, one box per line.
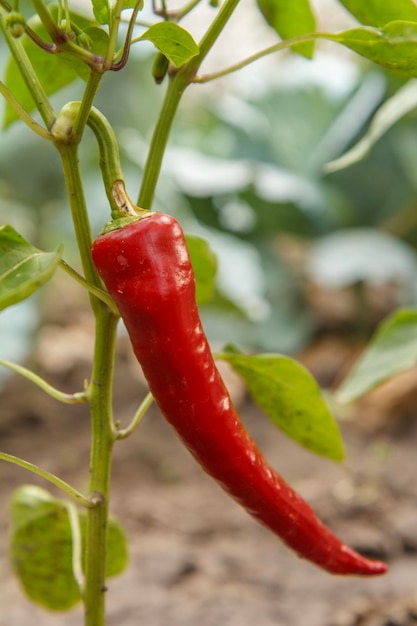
<box><xmin>55</xmin><ymin>142</ymin><xmax>102</xmax><ymax>317</ymax></box>
<box><xmin>138</xmin><ymin>70</ymin><xmax>188</xmax><ymax>209</ymax></box>
<box><xmin>55</xmin><ymin>139</ymin><xmax>118</xmax><ymax>625</ymax></box>
<box><xmin>137</xmin><ymin>0</ymin><xmax>241</xmax><ymax>209</ymax></box>
<box><xmin>72</xmin><ymin>71</ymin><xmax>103</xmax><ymax>141</ymax></box>
<box><xmin>84</xmin><ymin>306</ymin><xmax>118</xmax><ymax>626</ymax></box>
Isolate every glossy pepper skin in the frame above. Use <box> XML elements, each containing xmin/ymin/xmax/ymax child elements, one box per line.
<box><xmin>91</xmin><ymin>213</ymin><xmax>387</xmax><ymax>576</ymax></box>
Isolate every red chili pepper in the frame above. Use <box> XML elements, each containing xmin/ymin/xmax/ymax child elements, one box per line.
<box><xmin>92</xmin><ymin>212</ymin><xmax>387</xmax><ymax>576</ymax></box>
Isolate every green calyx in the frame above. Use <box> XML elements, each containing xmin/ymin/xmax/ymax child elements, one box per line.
<box><xmin>99</xmin><ymin>212</ymin><xmax>153</xmax><ymax>235</ymax></box>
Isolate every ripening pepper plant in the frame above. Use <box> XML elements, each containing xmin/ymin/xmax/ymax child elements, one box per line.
<box><xmin>3</xmin><ymin>0</ymin><xmax>417</xmax><ymax>622</ymax></box>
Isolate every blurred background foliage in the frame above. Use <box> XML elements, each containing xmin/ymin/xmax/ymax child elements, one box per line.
<box><xmin>2</xmin><ymin>2</ymin><xmax>417</xmax><ymax>364</ymax></box>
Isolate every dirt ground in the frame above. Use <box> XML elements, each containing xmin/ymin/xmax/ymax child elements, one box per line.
<box><xmin>1</xmin><ymin>324</ymin><xmax>417</xmax><ymax>626</ymax></box>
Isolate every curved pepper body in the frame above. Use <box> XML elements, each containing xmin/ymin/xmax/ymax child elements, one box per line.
<box><xmin>92</xmin><ymin>213</ymin><xmax>387</xmax><ymax>576</ymax></box>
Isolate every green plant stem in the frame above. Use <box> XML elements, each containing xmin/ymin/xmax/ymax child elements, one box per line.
<box><xmin>105</xmin><ymin>0</ymin><xmax>124</xmax><ymax>69</ymax></box>
<box><xmin>137</xmin><ymin>71</ymin><xmax>187</xmax><ymax>209</ymax></box>
<box><xmin>54</xmin><ymin>99</ymin><xmax>120</xmax><ymax>626</ymax></box>
<box><xmin>111</xmin><ymin>0</ymin><xmax>143</xmax><ymax>71</ymax></box>
<box><xmin>30</xmin><ymin>0</ymin><xmax>64</xmax><ymax>43</ymax></box>
<box><xmin>0</xmin><ymin>8</ymin><xmax>56</xmax><ymax>128</ymax></box>
<box><xmin>83</xmin><ymin>307</ymin><xmax>118</xmax><ymax>626</ymax></box>
<box><xmin>0</xmin><ymin>358</ymin><xmax>87</xmax><ymax>403</ymax></box>
<box><xmin>72</xmin><ymin>70</ymin><xmax>104</xmax><ymax>141</ymax></box>
<box><xmin>54</xmin><ymin>142</ymin><xmax>102</xmax><ymax>316</ymax></box>
<box><xmin>115</xmin><ymin>392</ymin><xmax>154</xmax><ymax>440</ymax></box>
<box><xmin>0</xmin><ymin>81</ymin><xmax>53</xmax><ymax>138</ymax></box>
<box><xmin>137</xmin><ymin>0</ymin><xmax>240</xmax><ymax>209</ymax></box>
<box><xmin>59</xmin><ymin>259</ymin><xmax>119</xmax><ymax>315</ymax></box>
<box><xmin>86</xmin><ymin>107</ymin><xmax>134</xmax><ymax>216</ymax></box>
<box><xmin>192</xmin><ymin>0</ymin><xmax>240</xmax><ymax>68</ymax></box>
<box><xmin>176</xmin><ymin>0</ymin><xmax>203</xmax><ymax>20</ymax></box>
<box><xmin>194</xmin><ymin>33</ymin><xmax>317</xmax><ymax>83</ymax></box>
<box><xmin>0</xmin><ymin>452</ymin><xmax>92</xmax><ymax>507</ymax></box>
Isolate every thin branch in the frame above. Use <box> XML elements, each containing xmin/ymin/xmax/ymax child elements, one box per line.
<box><xmin>0</xmin><ymin>358</ymin><xmax>87</xmax><ymax>404</ymax></box>
<box><xmin>115</xmin><ymin>392</ymin><xmax>154</xmax><ymax>440</ymax></box>
<box><xmin>0</xmin><ymin>81</ymin><xmax>53</xmax><ymax>138</ymax></box>
<box><xmin>0</xmin><ymin>452</ymin><xmax>93</xmax><ymax>507</ymax></box>
<box><xmin>193</xmin><ymin>33</ymin><xmax>318</xmax><ymax>83</ymax></box>
<box><xmin>59</xmin><ymin>259</ymin><xmax>119</xmax><ymax>315</ymax></box>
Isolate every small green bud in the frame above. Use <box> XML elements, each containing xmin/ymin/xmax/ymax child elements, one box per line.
<box><xmin>76</xmin><ymin>31</ymin><xmax>92</xmax><ymax>50</ymax></box>
<box><xmin>152</xmin><ymin>52</ymin><xmax>169</xmax><ymax>85</ymax></box>
<box><xmin>6</xmin><ymin>12</ymin><xmax>25</xmax><ymax>38</ymax></box>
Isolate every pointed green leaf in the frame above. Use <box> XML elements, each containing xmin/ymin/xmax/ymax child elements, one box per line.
<box><xmin>337</xmin><ymin>0</ymin><xmax>417</xmax><ymax>27</ymax></box>
<box><xmin>9</xmin><ymin>486</ymin><xmax>128</xmax><ymax>611</ymax></box>
<box><xmin>0</xmin><ymin>225</ymin><xmax>62</xmax><ymax>311</ymax></box>
<box><xmin>325</xmin><ymin>21</ymin><xmax>417</xmax><ymax>78</ymax></box>
<box><xmin>139</xmin><ymin>22</ymin><xmax>199</xmax><ymax>67</ymax></box>
<box><xmin>185</xmin><ymin>235</ymin><xmax>217</xmax><ymax>305</ymax></box>
<box><xmin>256</xmin><ymin>0</ymin><xmax>316</xmax><ymax>58</ymax></box>
<box><xmin>337</xmin><ymin>308</ymin><xmax>417</xmax><ymax>403</ymax></box>
<box><xmin>326</xmin><ymin>79</ymin><xmax>417</xmax><ymax>172</ymax></box>
<box><xmin>218</xmin><ymin>353</ymin><xmax>345</xmax><ymax>460</ymax></box>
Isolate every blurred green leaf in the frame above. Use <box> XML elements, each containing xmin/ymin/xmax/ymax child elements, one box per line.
<box><xmin>10</xmin><ymin>485</ymin><xmax>128</xmax><ymax>611</ymax></box>
<box><xmin>337</xmin><ymin>0</ymin><xmax>417</xmax><ymax>27</ymax></box>
<box><xmin>256</xmin><ymin>0</ymin><xmax>316</xmax><ymax>58</ymax></box>
<box><xmin>3</xmin><ymin>17</ymin><xmax>77</xmax><ymax>126</ymax></box>
<box><xmin>0</xmin><ymin>225</ymin><xmax>62</xmax><ymax>311</ymax></box>
<box><xmin>10</xmin><ymin>486</ymin><xmax>82</xmax><ymax>611</ymax></box>
<box><xmin>3</xmin><ymin>9</ymin><xmax>103</xmax><ymax>126</ymax></box>
<box><xmin>326</xmin><ymin>22</ymin><xmax>417</xmax><ymax>78</ymax></box>
<box><xmin>139</xmin><ymin>22</ymin><xmax>199</xmax><ymax>67</ymax></box>
<box><xmin>185</xmin><ymin>234</ymin><xmax>217</xmax><ymax>305</ymax></box>
<box><xmin>218</xmin><ymin>353</ymin><xmax>345</xmax><ymax>460</ymax></box>
<box><xmin>326</xmin><ymin>79</ymin><xmax>417</xmax><ymax>172</ymax></box>
<box><xmin>337</xmin><ymin>308</ymin><xmax>417</xmax><ymax>402</ymax></box>
<box><xmin>91</xmin><ymin>0</ymin><xmax>110</xmax><ymax>24</ymax></box>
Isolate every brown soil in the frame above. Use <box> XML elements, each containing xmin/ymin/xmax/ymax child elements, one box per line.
<box><xmin>0</xmin><ymin>328</ymin><xmax>417</xmax><ymax>626</ymax></box>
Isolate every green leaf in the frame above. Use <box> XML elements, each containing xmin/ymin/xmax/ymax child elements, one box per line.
<box><xmin>337</xmin><ymin>308</ymin><xmax>417</xmax><ymax>403</ymax></box>
<box><xmin>10</xmin><ymin>486</ymin><xmax>82</xmax><ymax>611</ymax></box>
<box><xmin>0</xmin><ymin>225</ymin><xmax>62</xmax><ymax>311</ymax></box>
<box><xmin>256</xmin><ymin>0</ymin><xmax>316</xmax><ymax>58</ymax></box>
<box><xmin>326</xmin><ymin>79</ymin><xmax>417</xmax><ymax>172</ymax></box>
<box><xmin>91</xmin><ymin>0</ymin><xmax>110</xmax><ymax>25</ymax></box>
<box><xmin>92</xmin><ymin>0</ymin><xmax>139</xmax><ymax>24</ymax></box>
<box><xmin>218</xmin><ymin>353</ymin><xmax>345</xmax><ymax>461</ymax></box>
<box><xmin>9</xmin><ymin>486</ymin><xmax>128</xmax><ymax>611</ymax></box>
<box><xmin>139</xmin><ymin>22</ymin><xmax>199</xmax><ymax>68</ymax></box>
<box><xmin>185</xmin><ymin>234</ymin><xmax>217</xmax><ymax>305</ymax></box>
<box><xmin>326</xmin><ymin>21</ymin><xmax>417</xmax><ymax>78</ymax></box>
<box><xmin>337</xmin><ymin>0</ymin><xmax>417</xmax><ymax>27</ymax></box>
